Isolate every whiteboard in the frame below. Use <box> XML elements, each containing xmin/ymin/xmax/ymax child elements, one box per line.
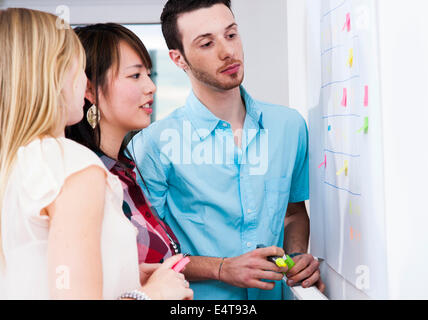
<box><xmin>307</xmin><ymin>0</ymin><xmax>388</xmax><ymax>299</ymax></box>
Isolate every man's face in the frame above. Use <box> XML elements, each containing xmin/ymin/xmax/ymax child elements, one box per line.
<box><xmin>176</xmin><ymin>3</ymin><xmax>244</xmax><ymax>91</ymax></box>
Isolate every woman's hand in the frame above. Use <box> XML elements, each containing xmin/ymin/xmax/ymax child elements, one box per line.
<box><xmin>139</xmin><ymin>263</ymin><xmax>161</xmax><ymax>285</ymax></box>
<box><xmin>140</xmin><ymin>254</ymin><xmax>193</xmax><ymax>300</ymax></box>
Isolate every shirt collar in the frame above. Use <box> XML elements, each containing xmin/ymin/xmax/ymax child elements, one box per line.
<box><xmin>97</xmin><ymin>150</ymin><xmax>135</xmax><ymax>172</ymax></box>
<box><xmin>185</xmin><ymin>85</ymin><xmax>264</xmax><ymax>140</ymax></box>
<box><xmin>240</xmin><ymin>86</ymin><xmax>264</xmax><ymax>131</ymax></box>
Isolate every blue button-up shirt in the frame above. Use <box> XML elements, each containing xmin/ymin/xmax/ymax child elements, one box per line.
<box><xmin>128</xmin><ymin>86</ymin><xmax>309</xmax><ymax>300</ymax></box>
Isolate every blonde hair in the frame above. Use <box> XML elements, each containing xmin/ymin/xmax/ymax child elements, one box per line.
<box><xmin>0</xmin><ymin>8</ymin><xmax>86</xmax><ymax>266</ymax></box>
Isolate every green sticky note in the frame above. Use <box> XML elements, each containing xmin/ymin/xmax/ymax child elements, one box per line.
<box><xmin>357</xmin><ymin>117</ymin><xmax>369</xmax><ymax>134</ymax></box>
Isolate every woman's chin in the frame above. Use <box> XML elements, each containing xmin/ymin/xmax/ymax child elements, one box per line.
<box><xmin>132</xmin><ymin>119</ymin><xmax>152</xmax><ymax>131</ymax></box>
<box><xmin>66</xmin><ymin>111</ymin><xmax>85</xmax><ymax>127</ymax></box>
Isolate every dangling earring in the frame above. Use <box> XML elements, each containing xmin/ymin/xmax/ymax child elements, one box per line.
<box><xmin>86</xmin><ymin>104</ymin><xmax>100</xmax><ymax>129</ymax></box>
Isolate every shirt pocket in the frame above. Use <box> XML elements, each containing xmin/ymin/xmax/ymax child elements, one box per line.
<box><xmin>264</xmin><ymin>177</ymin><xmax>291</xmax><ymax>236</ymax></box>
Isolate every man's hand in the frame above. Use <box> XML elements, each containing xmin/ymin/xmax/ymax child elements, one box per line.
<box><xmin>285</xmin><ymin>254</ymin><xmax>326</xmax><ymax>292</ymax></box>
<box><xmin>220</xmin><ymin>246</ymin><xmax>288</xmax><ymax>290</ymax></box>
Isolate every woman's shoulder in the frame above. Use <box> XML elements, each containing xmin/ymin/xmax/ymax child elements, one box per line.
<box><xmin>18</xmin><ymin>136</ymin><xmax>105</xmax><ymax>171</ymax></box>
<box><xmin>12</xmin><ymin>136</ymin><xmax>111</xmax><ymax>204</ymax></box>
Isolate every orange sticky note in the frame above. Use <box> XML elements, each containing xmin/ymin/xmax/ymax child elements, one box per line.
<box><xmin>341</xmin><ymin>88</ymin><xmax>347</xmax><ymax>107</ymax></box>
<box><xmin>350</xmin><ymin>227</ymin><xmax>361</xmax><ymax>241</ymax></box>
<box><xmin>364</xmin><ymin>85</ymin><xmax>369</xmax><ymax>107</ymax></box>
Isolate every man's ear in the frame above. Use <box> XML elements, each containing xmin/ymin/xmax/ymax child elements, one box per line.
<box><xmin>85</xmin><ymin>80</ymin><xmax>96</xmax><ymax>105</ymax></box>
<box><xmin>169</xmin><ymin>49</ymin><xmax>189</xmax><ymax>71</ymax></box>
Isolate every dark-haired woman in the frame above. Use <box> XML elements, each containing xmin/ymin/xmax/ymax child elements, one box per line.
<box><xmin>66</xmin><ymin>23</ymin><xmax>191</xmax><ymax>293</ymax></box>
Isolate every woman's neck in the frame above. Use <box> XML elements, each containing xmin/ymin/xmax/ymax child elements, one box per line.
<box><xmin>99</xmin><ymin>122</ymin><xmax>127</xmax><ymax>160</ymax></box>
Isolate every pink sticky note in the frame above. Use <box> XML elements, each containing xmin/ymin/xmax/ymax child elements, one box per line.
<box><xmin>364</xmin><ymin>85</ymin><xmax>369</xmax><ymax>107</ymax></box>
<box><xmin>318</xmin><ymin>154</ymin><xmax>327</xmax><ymax>169</ymax></box>
<box><xmin>172</xmin><ymin>256</ymin><xmax>191</xmax><ymax>273</ymax></box>
<box><xmin>341</xmin><ymin>88</ymin><xmax>347</xmax><ymax>107</ymax></box>
<box><xmin>343</xmin><ymin>13</ymin><xmax>351</xmax><ymax>32</ymax></box>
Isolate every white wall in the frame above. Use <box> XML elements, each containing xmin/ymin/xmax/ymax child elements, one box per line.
<box><xmin>0</xmin><ymin>0</ymin><xmax>290</xmax><ymax>108</ymax></box>
<box><xmin>0</xmin><ymin>0</ymin><xmax>168</xmax><ymax>24</ymax></box>
<box><xmin>377</xmin><ymin>0</ymin><xmax>428</xmax><ymax>300</ymax></box>
<box><xmin>232</xmin><ymin>0</ymin><xmax>289</xmax><ymax>107</ymax></box>
<box><xmin>286</xmin><ymin>0</ymin><xmax>308</xmax><ymax>121</ymax></box>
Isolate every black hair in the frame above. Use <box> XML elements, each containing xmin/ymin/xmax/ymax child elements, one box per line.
<box><xmin>65</xmin><ymin>23</ymin><xmax>152</xmax><ymax>192</ymax></box>
<box><xmin>160</xmin><ymin>0</ymin><xmax>232</xmax><ymax>56</ymax></box>
<box><xmin>66</xmin><ymin>23</ymin><xmax>152</xmax><ymax>156</ymax></box>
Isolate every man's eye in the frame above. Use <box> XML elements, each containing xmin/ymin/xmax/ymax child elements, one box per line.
<box><xmin>201</xmin><ymin>41</ymin><xmax>212</xmax><ymax>48</ymax></box>
<box><xmin>228</xmin><ymin>33</ymin><xmax>237</xmax><ymax>39</ymax></box>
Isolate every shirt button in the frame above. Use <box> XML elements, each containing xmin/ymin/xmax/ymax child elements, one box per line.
<box><xmin>247</xmin><ymin>242</ymin><xmax>252</xmax><ymax>248</ymax></box>
<box><xmin>247</xmin><ymin>209</ymin><xmax>253</xmax><ymax>213</ymax></box>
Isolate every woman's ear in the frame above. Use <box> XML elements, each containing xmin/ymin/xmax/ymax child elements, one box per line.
<box><xmin>85</xmin><ymin>80</ymin><xmax>96</xmax><ymax>105</ymax></box>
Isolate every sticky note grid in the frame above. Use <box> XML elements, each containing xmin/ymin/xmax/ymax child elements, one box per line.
<box><xmin>319</xmin><ymin>10</ymin><xmax>370</xmax><ymax>199</ymax></box>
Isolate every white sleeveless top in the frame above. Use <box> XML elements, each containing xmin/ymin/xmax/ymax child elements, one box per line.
<box><xmin>0</xmin><ymin>137</ymin><xmax>140</xmax><ymax>299</ymax></box>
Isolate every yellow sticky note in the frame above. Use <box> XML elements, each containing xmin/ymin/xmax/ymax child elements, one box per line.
<box><xmin>348</xmin><ymin>48</ymin><xmax>354</xmax><ymax>68</ymax></box>
<box><xmin>336</xmin><ymin>160</ymin><xmax>349</xmax><ymax>176</ymax></box>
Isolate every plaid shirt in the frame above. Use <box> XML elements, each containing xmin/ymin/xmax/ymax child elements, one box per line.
<box><xmin>99</xmin><ymin>152</ymin><xmax>180</xmax><ymax>264</ymax></box>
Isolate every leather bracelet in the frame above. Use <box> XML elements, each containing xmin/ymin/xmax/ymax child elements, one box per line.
<box><xmin>289</xmin><ymin>252</ymin><xmax>304</xmax><ymax>258</ymax></box>
<box><xmin>218</xmin><ymin>257</ymin><xmax>225</xmax><ymax>281</ymax></box>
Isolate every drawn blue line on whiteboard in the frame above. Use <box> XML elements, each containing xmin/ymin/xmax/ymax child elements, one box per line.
<box><xmin>323</xmin><ymin>149</ymin><xmax>360</xmax><ymax>158</ymax></box>
<box><xmin>322</xmin><ymin>114</ymin><xmax>360</xmax><ymax>119</ymax></box>
<box><xmin>321</xmin><ymin>45</ymin><xmax>344</xmax><ymax>56</ymax></box>
<box><xmin>321</xmin><ymin>75</ymin><xmax>360</xmax><ymax>88</ymax></box>
<box><xmin>321</xmin><ymin>36</ymin><xmax>359</xmax><ymax>56</ymax></box>
<box><xmin>324</xmin><ymin>181</ymin><xmax>362</xmax><ymax>196</ymax></box>
<box><xmin>321</xmin><ymin>0</ymin><xmax>348</xmax><ymax>20</ymax></box>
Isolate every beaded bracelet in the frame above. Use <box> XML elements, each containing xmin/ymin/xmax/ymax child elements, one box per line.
<box><xmin>118</xmin><ymin>289</ymin><xmax>152</xmax><ymax>300</ymax></box>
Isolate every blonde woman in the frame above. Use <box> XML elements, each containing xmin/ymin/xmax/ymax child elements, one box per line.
<box><xmin>0</xmin><ymin>8</ymin><xmax>193</xmax><ymax>300</ymax></box>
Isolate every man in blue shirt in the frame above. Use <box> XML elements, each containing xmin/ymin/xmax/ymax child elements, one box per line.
<box><xmin>129</xmin><ymin>0</ymin><xmax>325</xmax><ymax>299</ymax></box>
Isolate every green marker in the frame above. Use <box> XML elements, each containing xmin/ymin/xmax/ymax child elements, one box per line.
<box><xmin>256</xmin><ymin>244</ymin><xmax>295</xmax><ymax>270</ymax></box>
<box><xmin>269</xmin><ymin>254</ymin><xmax>295</xmax><ymax>270</ymax></box>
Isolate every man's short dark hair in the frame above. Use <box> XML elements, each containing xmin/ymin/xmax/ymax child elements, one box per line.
<box><xmin>161</xmin><ymin>0</ymin><xmax>232</xmax><ymax>55</ymax></box>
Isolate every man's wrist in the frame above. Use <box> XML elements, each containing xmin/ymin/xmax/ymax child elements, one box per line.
<box><xmin>218</xmin><ymin>257</ymin><xmax>226</xmax><ymax>281</ymax></box>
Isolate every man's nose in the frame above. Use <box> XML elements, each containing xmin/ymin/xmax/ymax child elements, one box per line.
<box><xmin>217</xmin><ymin>38</ymin><xmax>234</xmax><ymax>61</ymax></box>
